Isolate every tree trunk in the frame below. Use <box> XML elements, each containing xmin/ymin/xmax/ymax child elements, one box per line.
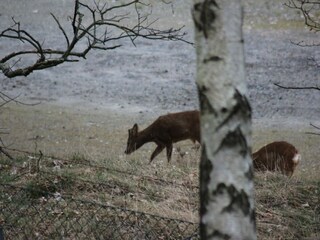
<box><xmin>192</xmin><ymin>0</ymin><xmax>256</xmax><ymax>239</ymax></box>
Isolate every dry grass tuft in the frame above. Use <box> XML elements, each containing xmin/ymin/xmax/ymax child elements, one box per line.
<box><xmin>255</xmin><ymin>172</ymin><xmax>319</xmax><ymax>240</ymax></box>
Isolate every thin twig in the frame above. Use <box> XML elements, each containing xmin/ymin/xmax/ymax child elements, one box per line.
<box><xmin>310</xmin><ymin>123</ymin><xmax>320</xmax><ymax>130</ymax></box>
<box><xmin>0</xmin><ymin>91</ymin><xmax>40</xmax><ymax>106</ymax></box>
<box><xmin>0</xmin><ymin>146</ymin><xmax>14</xmax><ymax>160</ymax></box>
<box><xmin>274</xmin><ymin>83</ymin><xmax>320</xmax><ymax>91</ymax></box>
<box><xmin>50</xmin><ymin>13</ymin><xmax>70</xmax><ymax>48</ymax></box>
<box><xmin>305</xmin><ymin>132</ymin><xmax>320</xmax><ymax>136</ymax></box>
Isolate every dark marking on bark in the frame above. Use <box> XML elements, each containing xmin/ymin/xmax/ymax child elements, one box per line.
<box><xmin>208</xmin><ymin>230</ymin><xmax>231</xmax><ymax>240</ymax></box>
<box><xmin>251</xmin><ymin>209</ymin><xmax>257</xmax><ymax>227</ymax></box>
<box><xmin>245</xmin><ymin>164</ymin><xmax>254</xmax><ymax>181</ymax></box>
<box><xmin>217</xmin><ymin>89</ymin><xmax>251</xmax><ymax>131</ymax></box>
<box><xmin>199</xmin><ymin>84</ymin><xmax>209</xmax><ymax>92</ymax></box>
<box><xmin>235</xmin><ymin>88</ymin><xmax>252</xmax><ymax>114</ymax></box>
<box><xmin>212</xmin><ymin>183</ymin><xmax>252</xmax><ymax>217</ymax></box>
<box><xmin>221</xmin><ymin>107</ymin><xmax>228</xmax><ymax>113</ymax></box>
<box><xmin>201</xmin><ymin>0</ymin><xmax>218</xmax><ymax>38</ymax></box>
<box><xmin>197</xmin><ymin>85</ymin><xmax>218</xmax><ymax>116</ymax></box>
<box><xmin>199</xmin><ymin>143</ymin><xmax>214</xmax><ymax>239</ymax></box>
<box><xmin>203</xmin><ymin>55</ymin><xmax>223</xmax><ymax>63</ymax></box>
<box><xmin>216</xmin><ymin>126</ymin><xmax>248</xmax><ymax>158</ymax></box>
<box><xmin>192</xmin><ymin>0</ymin><xmax>219</xmax><ymax>38</ymax></box>
<box><xmin>212</xmin><ymin>88</ymin><xmax>252</xmax><ymax>163</ymax></box>
<box><xmin>211</xmin><ymin>0</ymin><xmax>219</xmax><ymax>8</ymax></box>
<box><xmin>223</xmin><ymin>185</ymin><xmax>250</xmax><ymax>215</ymax></box>
<box><xmin>194</xmin><ymin>3</ymin><xmax>202</xmax><ymax>11</ymax></box>
<box><xmin>192</xmin><ymin>3</ymin><xmax>203</xmax><ymax>32</ymax></box>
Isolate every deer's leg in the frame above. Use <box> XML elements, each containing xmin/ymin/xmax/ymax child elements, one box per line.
<box><xmin>150</xmin><ymin>144</ymin><xmax>165</xmax><ymax>163</ymax></box>
<box><xmin>166</xmin><ymin>143</ymin><xmax>173</xmax><ymax>163</ymax></box>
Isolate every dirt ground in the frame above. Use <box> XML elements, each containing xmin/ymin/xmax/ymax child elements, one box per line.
<box><xmin>0</xmin><ymin>0</ymin><xmax>320</xmax><ymax>170</ymax></box>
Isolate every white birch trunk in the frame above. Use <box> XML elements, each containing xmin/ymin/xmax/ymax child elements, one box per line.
<box><xmin>192</xmin><ymin>0</ymin><xmax>256</xmax><ymax>239</ymax></box>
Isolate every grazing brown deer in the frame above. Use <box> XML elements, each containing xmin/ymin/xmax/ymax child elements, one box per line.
<box><xmin>124</xmin><ymin>110</ymin><xmax>200</xmax><ymax>163</ymax></box>
<box><xmin>252</xmin><ymin>141</ymin><xmax>301</xmax><ymax>177</ymax></box>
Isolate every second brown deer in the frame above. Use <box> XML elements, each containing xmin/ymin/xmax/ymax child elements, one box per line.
<box><xmin>252</xmin><ymin>141</ymin><xmax>301</xmax><ymax>177</ymax></box>
<box><xmin>124</xmin><ymin>110</ymin><xmax>200</xmax><ymax>163</ymax></box>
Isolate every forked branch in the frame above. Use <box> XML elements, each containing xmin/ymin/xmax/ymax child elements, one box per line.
<box><xmin>0</xmin><ymin>0</ymin><xmax>191</xmax><ymax>78</ymax></box>
<box><xmin>285</xmin><ymin>0</ymin><xmax>320</xmax><ymax>46</ymax></box>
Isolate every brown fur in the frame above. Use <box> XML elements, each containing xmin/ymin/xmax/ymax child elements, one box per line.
<box><xmin>125</xmin><ymin>110</ymin><xmax>200</xmax><ymax>163</ymax></box>
<box><xmin>252</xmin><ymin>141</ymin><xmax>301</xmax><ymax>177</ymax></box>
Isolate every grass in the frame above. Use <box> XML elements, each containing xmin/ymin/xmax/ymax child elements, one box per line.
<box><xmin>0</xmin><ymin>103</ymin><xmax>319</xmax><ymax>239</ymax></box>
<box><xmin>1</xmin><ymin>148</ymin><xmax>318</xmax><ymax>239</ymax></box>
<box><xmin>245</xmin><ymin>19</ymin><xmax>306</xmax><ymax>31</ymax></box>
<box><xmin>0</xmin><ymin>147</ymin><xmax>200</xmax><ymax>239</ymax></box>
<box><xmin>255</xmin><ymin>172</ymin><xmax>319</xmax><ymax>240</ymax></box>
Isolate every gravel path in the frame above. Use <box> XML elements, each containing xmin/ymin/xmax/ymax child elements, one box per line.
<box><xmin>1</xmin><ymin>0</ymin><xmax>319</xmax><ymax>123</ymax></box>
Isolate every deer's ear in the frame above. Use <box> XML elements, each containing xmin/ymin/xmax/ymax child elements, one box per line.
<box><xmin>132</xmin><ymin>123</ymin><xmax>138</xmax><ymax>135</ymax></box>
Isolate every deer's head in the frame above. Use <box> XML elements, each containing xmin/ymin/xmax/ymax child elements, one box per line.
<box><xmin>124</xmin><ymin>123</ymin><xmax>139</xmax><ymax>155</ymax></box>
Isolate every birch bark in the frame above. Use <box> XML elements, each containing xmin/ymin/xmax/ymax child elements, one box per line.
<box><xmin>192</xmin><ymin>1</ymin><xmax>256</xmax><ymax>239</ymax></box>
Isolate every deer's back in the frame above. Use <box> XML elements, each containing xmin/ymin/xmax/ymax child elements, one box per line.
<box><xmin>252</xmin><ymin>141</ymin><xmax>300</xmax><ymax>176</ymax></box>
<box><xmin>151</xmin><ymin>110</ymin><xmax>200</xmax><ymax>142</ymax></box>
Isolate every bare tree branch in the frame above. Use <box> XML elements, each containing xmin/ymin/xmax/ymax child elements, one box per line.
<box><xmin>0</xmin><ymin>146</ymin><xmax>14</xmax><ymax>160</ymax></box>
<box><xmin>0</xmin><ymin>91</ymin><xmax>40</xmax><ymax>108</ymax></box>
<box><xmin>274</xmin><ymin>83</ymin><xmax>320</xmax><ymax>91</ymax></box>
<box><xmin>305</xmin><ymin>132</ymin><xmax>320</xmax><ymax>136</ymax></box>
<box><xmin>0</xmin><ymin>0</ymin><xmax>191</xmax><ymax>78</ymax></box>
<box><xmin>310</xmin><ymin>122</ymin><xmax>320</xmax><ymax>130</ymax></box>
<box><xmin>305</xmin><ymin>122</ymin><xmax>320</xmax><ymax>136</ymax></box>
<box><xmin>50</xmin><ymin>13</ymin><xmax>70</xmax><ymax>48</ymax></box>
<box><xmin>285</xmin><ymin>0</ymin><xmax>320</xmax><ymax>46</ymax></box>
<box><xmin>276</xmin><ymin>2</ymin><xmax>320</xmax><ymax>91</ymax></box>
